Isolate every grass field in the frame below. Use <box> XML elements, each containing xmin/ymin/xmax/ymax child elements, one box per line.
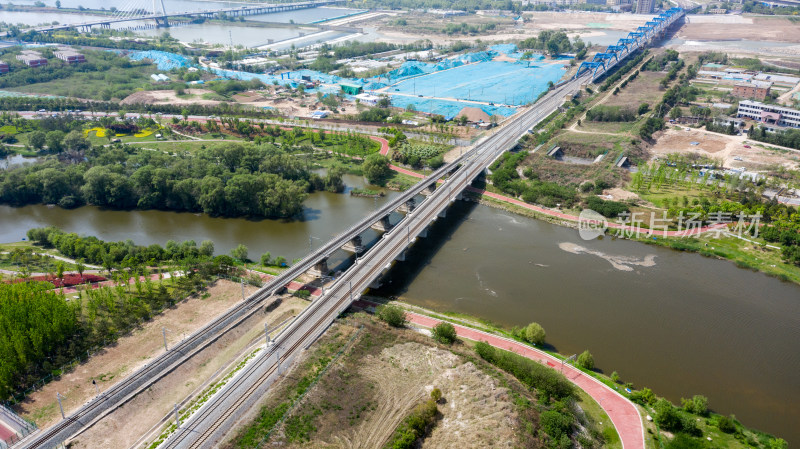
<box><xmin>7</xmin><ymin>65</ymin><xmax>158</xmax><ymax>101</ymax></box>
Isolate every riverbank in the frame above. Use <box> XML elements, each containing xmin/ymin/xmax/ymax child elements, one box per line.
<box><xmin>364</xmin><ymin>299</ymin><xmax>788</xmax><ymax>449</ymax></box>
<box><xmin>383</xmin><ymin>160</ymin><xmax>800</xmax><ymax>287</ymax></box>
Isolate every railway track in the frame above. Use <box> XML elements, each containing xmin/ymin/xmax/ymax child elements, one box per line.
<box><xmin>19</xmin><ymin>74</ymin><xmax>583</xmax><ymax>449</ymax></box>
<box><xmin>159</xmin><ymin>77</ymin><xmax>585</xmax><ymax>449</ymax></box>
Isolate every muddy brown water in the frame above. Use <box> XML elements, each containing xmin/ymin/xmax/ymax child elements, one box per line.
<box><xmin>1</xmin><ymin>182</ymin><xmax>798</xmax><ymax>443</ymax></box>
<box><xmin>373</xmin><ymin>200</ymin><xmax>800</xmax><ymax>445</ymax></box>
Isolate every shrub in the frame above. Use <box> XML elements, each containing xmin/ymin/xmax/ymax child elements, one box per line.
<box><xmin>431</xmin><ymin>322</ymin><xmax>457</xmax><ymax>345</ymax></box>
<box><xmin>522</xmin><ymin>322</ymin><xmax>546</xmax><ymax>345</ymax></box>
<box><xmin>540</xmin><ymin>409</ymin><xmax>574</xmax><ymax>441</ymax></box>
<box><xmin>430</xmin><ymin>388</ymin><xmax>442</xmax><ymax>402</ymax></box>
<box><xmin>377</xmin><ymin>304</ymin><xmax>406</xmax><ymax>327</ymax></box>
<box><xmin>717</xmin><ymin>414</ymin><xmax>737</xmax><ymax>433</ymax></box>
<box><xmin>630</xmin><ymin>387</ymin><xmax>656</xmax><ymax>406</ymax></box>
<box><xmin>384</xmin><ymin>399</ymin><xmax>439</xmax><ymax>449</ymax></box>
<box><xmin>654</xmin><ymin>399</ymin><xmax>682</xmax><ymax>432</ymax></box>
<box><xmin>577</xmin><ymin>350</ymin><xmax>594</xmax><ymax>370</ymax></box>
<box><xmin>293</xmin><ymin>289</ymin><xmax>311</xmax><ymax>299</ymax></box>
<box><xmin>681</xmin><ymin>395</ymin><xmax>708</xmax><ymax>416</ymax></box>
<box><xmin>474</xmin><ymin>341</ymin><xmax>574</xmax><ymax>401</ymax></box>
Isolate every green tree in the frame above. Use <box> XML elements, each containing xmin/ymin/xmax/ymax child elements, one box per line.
<box><xmin>611</xmin><ymin>371</ymin><xmax>620</xmax><ymax>383</ymax></box>
<box><xmin>45</xmin><ymin>130</ymin><xmax>65</xmax><ymax>152</ymax></box>
<box><xmin>29</xmin><ymin>131</ymin><xmax>46</xmax><ymax>150</ymax></box>
<box><xmin>577</xmin><ymin>350</ymin><xmax>594</xmax><ymax>370</ymax></box>
<box><xmin>522</xmin><ymin>322</ymin><xmax>545</xmax><ymax>345</ymax></box>
<box><xmin>431</xmin><ymin>322</ymin><xmax>457</xmax><ymax>344</ymax></box>
<box><xmin>260</xmin><ymin>252</ymin><xmax>271</xmax><ymax>266</ymax></box>
<box><xmin>377</xmin><ymin>304</ymin><xmax>406</xmax><ymax>327</ymax></box>
<box><xmin>230</xmin><ymin>244</ymin><xmax>249</xmax><ymax>262</ymax></box>
<box><xmin>62</xmin><ymin>130</ymin><xmax>90</xmax><ymax>152</ymax></box>
<box><xmin>76</xmin><ymin>258</ymin><xmax>85</xmax><ymax>282</ymax></box>
<box><xmin>430</xmin><ymin>387</ymin><xmax>442</xmax><ymax>402</ymax></box>
<box><xmin>199</xmin><ymin>240</ymin><xmax>214</xmax><ymax>257</ymax></box>
<box><xmin>669</xmin><ymin>106</ymin><xmax>683</xmax><ymax>120</ymax></box>
<box><xmin>363</xmin><ymin>153</ymin><xmax>391</xmax><ymax>185</ymax></box>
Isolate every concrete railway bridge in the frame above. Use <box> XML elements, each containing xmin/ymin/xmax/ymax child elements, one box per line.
<box><xmin>14</xmin><ymin>11</ymin><xmax>683</xmax><ymax>446</ymax></box>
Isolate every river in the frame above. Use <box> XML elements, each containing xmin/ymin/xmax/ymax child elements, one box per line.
<box><xmin>0</xmin><ymin>173</ymin><xmax>400</xmax><ymax>262</ymax></box>
<box><xmin>0</xmin><ymin>5</ymin><xmax>368</xmax><ymax>48</ymax></box>
<box><xmin>1</xmin><ymin>181</ymin><xmax>798</xmax><ymax>442</ymax></box>
<box><xmin>372</xmin><ymin>200</ymin><xmax>800</xmax><ymax>444</ymax></box>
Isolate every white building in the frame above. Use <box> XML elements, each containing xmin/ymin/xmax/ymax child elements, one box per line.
<box><xmin>737</xmin><ymin>100</ymin><xmax>800</xmax><ymax>129</ymax></box>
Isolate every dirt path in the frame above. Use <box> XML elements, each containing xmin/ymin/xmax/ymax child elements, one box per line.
<box><xmin>405</xmin><ymin>312</ymin><xmax>645</xmax><ymax>449</ymax></box>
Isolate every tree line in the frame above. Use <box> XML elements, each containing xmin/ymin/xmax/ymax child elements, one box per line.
<box><xmin>518</xmin><ymin>31</ymin><xmax>585</xmax><ymax>56</ymax></box>
<box><xmin>1</xmin><ymin>255</ymin><xmax>238</xmax><ymax>401</ymax></box>
<box><xmin>0</xmin><ymin>142</ymin><xmax>344</xmax><ymax>218</ymax></box>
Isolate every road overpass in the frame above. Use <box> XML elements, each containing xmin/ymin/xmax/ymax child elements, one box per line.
<box><xmin>31</xmin><ymin>0</ymin><xmax>341</xmax><ymax>33</ymax></box>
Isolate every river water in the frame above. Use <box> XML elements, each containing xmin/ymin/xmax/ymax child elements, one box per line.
<box><xmin>1</xmin><ymin>181</ymin><xmax>798</xmax><ymax>442</ymax></box>
<box><xmin>0</xmin><ymin>5</ymin><xmax>366</xmax><ymax>48</ymax></box>
<box><xmin>372</xmin><ymin>200</ymin><xmax>800</xmax><ymax>444</ymax></box>
<box><xmin>0</xmin><ymin>173</ymin><xmax>400</xmax><ymax>261</ymax></box>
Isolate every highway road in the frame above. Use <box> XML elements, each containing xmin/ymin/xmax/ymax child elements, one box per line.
<box><xmin>159</xmin><ymin>76</ymin><xmax>587</xmax><ymax>449</ymax></box>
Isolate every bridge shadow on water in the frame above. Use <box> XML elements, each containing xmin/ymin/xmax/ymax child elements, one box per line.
<box><xmin>368</xmin><ymin>194</ymin><xmax>481</xmax><ymax>300</ymax></box>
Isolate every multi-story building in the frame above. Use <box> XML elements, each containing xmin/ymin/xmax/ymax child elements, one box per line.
<box><xmin>16</xmin><ymin>50</ymin><xmax>47</xmax><ymax>68</ymax></box>
<box><xmin>737</xmin><ymin>100</ymin><xmax>800</xmax><ymax>129</ymax></box>
<box><xmin>635</xmin><ymin>0</ymin><xmax>654</xmax><ymax>14</ymax></box>
<box><xmin>54</xmin><ymin>47</ymin><xmax>86</xmax><ymax>64</ymax></box>
<box><xmin>0</xmin><ymin>62</ymin><xmax>9</xmax><ymax>74</ymax></box>
<box><xmin>732</xmin><ymin>81</ymin><xmax>771</xmax><ymax>101</ymax></box>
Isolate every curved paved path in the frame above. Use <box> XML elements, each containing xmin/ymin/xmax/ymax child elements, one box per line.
<box><xmin>405</xmin><ymin>311</ymin><xmax>645</xmax><ymax>449</ymax></box>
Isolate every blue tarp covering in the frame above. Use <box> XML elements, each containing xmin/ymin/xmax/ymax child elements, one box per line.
<box><xmin>388</xmin><ymin>60</ymin><xmax>566</xmax><ymax>106</ymax></box>
<box><xmin>389</xmin><ymin>96</ymin><xmax>518</xmax><ymax>120</ymax></box>
<box><xmin>128</xmin><ymin>51</ymin><xmax>191</xmax><ymax>71</ymax></box>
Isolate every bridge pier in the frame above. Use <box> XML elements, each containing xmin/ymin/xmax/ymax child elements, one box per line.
<box><xmin>395</xmin><ymin>249</ymin><xmax>408</xmax><ymax>262</ymax></box>
<box><xmin>342</xmin><ymin>235</ymin><xmax>365</xmax><ymax>254</ymax></box>
<box><xmin>420</xmin><ymin>183</ymin><xmax>436</xmax><ymax>196</ymax></box>
<box><xmin>370</xmin><ymin>215</ymin><xmax>393</xmax><ymax>232</ymax></box>
<box><xmin>397</xmin><ymin>198</ymin><xmax>416</xmax><ymax>214</ymax></box>
<box><xmin>155</xmin><ymin>17</ymin><xmax>170</xmax><ymax>27</ymax></box>
<box><xmin>309</xmin><ymin>257</ymin><xmax>329</xmax><ymax>278</ymax></box>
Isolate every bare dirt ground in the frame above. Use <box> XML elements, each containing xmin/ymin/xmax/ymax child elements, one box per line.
<box><xmin>15</xmin><ymin>280</ymin><xmax>255</xmax><ymax>428</ymax></box>
<box><xmin>603</xmin><ymin>187</ymin><xmax>640</xmax><ymax>201</ymax></box>
<box><xmin>678</xmin><ymin>16</ymin><xmax>800</xmax><ymax>43</ymax></box>
<box><xmin>523</xmin><ymin>11</ymin><xmax>647</xmax><ymax>31</ymax></box>
<box><xmin>120</xmin><ymin>88</ymin><xmax>221</xmax><ymax>106</ymax></box>
<box><xmin>649</xmin><ymin>128</ymin><xmax>800</xmax><ymax>171</ymax></box>
<box><xmin>64</xmin><ymin>289</ymin><xmax>308</xmax><ymax>449</ymax></box>
<box><xmin>121</xmin><ymin>88</ymin><xmax>360</xmax><ymax>119</ymax></box>
<box><xmin>230</xmin><ymin>318</ymin><xmax>522</xmax><ymax>449</ymax></box>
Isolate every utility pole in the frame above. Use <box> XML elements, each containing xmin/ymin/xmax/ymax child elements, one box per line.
<box><xmin>92</xmin><ymin>379</ymin><xmax>99</xmax><ymax>397</ymax></box>
<box><xmin>265</xmin><ymin>322</ymin><xmax>270</xmax><ymax>346</ymax></box>
<box><xmin>241</xmin><ymin>280</ymin><xmax>245</xmax><ymax>301</ymax></box>
<box><xmin>174</xmin><ymin>403</ymin><xmax>181</xmax><ymax>429</ymax></box>
<box><xmin>56</xmin><ymin>393</ymin><xmax>65</xmax><ymax>419</ymax></box>
<box><xmin>162</xmin><ymin>327</ymin><xmax>168</xmax><ymax>351</ymax></box>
